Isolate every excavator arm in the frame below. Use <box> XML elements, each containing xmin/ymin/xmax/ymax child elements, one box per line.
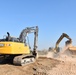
<box><xmin>54</xmin><ymin>33</ymin><xmax>72</xmax><ymax>52</ymax></box>
<box><xmin>19</xmin><ymin>26</ymin><xmax>38</xmax><ymax>56</ymax></box>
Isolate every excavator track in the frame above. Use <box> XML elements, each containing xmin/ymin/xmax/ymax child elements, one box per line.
<box><xmin>13</xmin><ymin>54</ymin><xmax>35</xmax><ymax>66</ymax></box>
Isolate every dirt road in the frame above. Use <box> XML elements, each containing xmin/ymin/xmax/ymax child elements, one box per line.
<box><xmin>0</xmin><ymin>57</ymin><xmax>76</xmax><ymax>75</ymax></box>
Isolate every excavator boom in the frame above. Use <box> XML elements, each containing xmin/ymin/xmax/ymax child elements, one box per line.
<box><xmin>54</xmin><ymin>33</ymin><xmax>72</xmax><ymax>52</ymax></box>
<box><xmin>19</xmin><ymin>26</ymin><xmax>38</xmax><ymax>52</ymax></box>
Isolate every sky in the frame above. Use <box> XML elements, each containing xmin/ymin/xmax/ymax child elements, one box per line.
<box><xmin>0</xmin><ymin>0</ymin><xmax>76</xmax><ymax>50</ymax></box>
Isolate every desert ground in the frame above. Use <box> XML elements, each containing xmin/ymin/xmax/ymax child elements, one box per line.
<box><xmin>0</xmin><ymin>50</ymin><xmax>76</xmax><ymax>75</ymax></box>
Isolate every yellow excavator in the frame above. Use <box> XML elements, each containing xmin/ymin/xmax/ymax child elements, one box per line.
<box><xmin>0</xmin><ymin>26</ymin><xmax>38</xmax><ymax>66</ymax></box>
<box><xmin>53</xmin><ymin>33</ymin><xmax>76</xmax><ymax>57</ymax></box>
<box><xmin>54</xmin><ymin>33</ymin><xmax>72</xmax><ymax>53</ymax></box>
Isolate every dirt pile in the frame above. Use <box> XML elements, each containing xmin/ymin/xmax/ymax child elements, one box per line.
<box><xmin>46</xmin><ymin>44</ymin><xmax>76</xmax><ymax>75</ymax></box>
<box><xmin>0</xmin><ymin>57</ymin><xmax>60</xmax><ymax>75</ymax></box>
<box><xmin>0</xmin><ymin>56</ymin><xmax>76</xmax><ymax>75</ymax></box>
<box><xmin>47</xmin><ymin>44</ymin><xmax>73</xmax><ymax>60</ymax></box>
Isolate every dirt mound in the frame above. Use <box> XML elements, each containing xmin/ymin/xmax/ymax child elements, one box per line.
<box><xmin>0</xmin><ymin>56</ymin><xmax>76</xmax><ymax>75</ymax></box>
<box><xmin>46</xmin><ymin>44</ymin><xmax>76</xmax><ymax>75</ymax></box>
<box><xmin>0</xmin><ymin>57</ymin><xmax>60</xmax><ymax>75</ymax></box>
<box><xmin>47</xmin><ymin>44</ymin><xmax>74</xmax><ymax>60</ymax></box>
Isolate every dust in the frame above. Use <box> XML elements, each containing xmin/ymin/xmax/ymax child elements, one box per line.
<box><xmin>46</xmin><ymin>44</ymin><xmax>76</xmax><ymax>75</ymax></box>
<box><xmin>47</xmin><ymin>44</ymin><xmax>75</xmax><ymax>62</ymax></box>
<box><xmin>59</xmin><ymin>44</ymin><xmax>72</xmax><ymax>56</ymax></box>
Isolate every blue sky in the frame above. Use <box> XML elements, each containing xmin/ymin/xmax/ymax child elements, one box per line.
<box><xmin>0</xmin><ymin>0</ymin><xmax>76</xmax><ymax>50</ymax></box>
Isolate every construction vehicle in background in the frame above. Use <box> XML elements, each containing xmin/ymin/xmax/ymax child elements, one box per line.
<box><xmin>54</xmin><ymin>33</ymin><xmax>72</xmax><ymax>53</ymax></box>
<box><xmin>48</xmin><ymin>33</ymin><xmax>73</xmax><ymax>58</ymax></box>
<box><xmin>48</xmin><ymin>33</ymin><xmax>76</xmax><ymax>58</ymax></box>
<box><xmin>47</xmin><ymin>33</ymin><xmax>76</xmax><ymax>59</ymax></box>
<box><xmin>0</xmin><ymin>26</ymin><xmax>38</xmax><ymax>66</ymax></box>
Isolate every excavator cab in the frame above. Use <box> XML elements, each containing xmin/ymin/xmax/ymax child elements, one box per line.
<box><xmin>0</xmin><ymin>32</ymin><xmax>19</xmax><ymax>42</ymax></box>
